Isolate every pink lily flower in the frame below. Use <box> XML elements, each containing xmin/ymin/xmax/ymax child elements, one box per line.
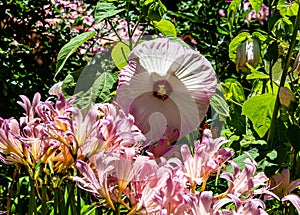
<box><xmin>267</xmin><ymin>168</ymin><xmax>300</xmax><ymax>213</ymax></box>
<box><xmin>181</xmin><ymin>129</ymin><xmax>234</xmax><ymax>192</ymax></box>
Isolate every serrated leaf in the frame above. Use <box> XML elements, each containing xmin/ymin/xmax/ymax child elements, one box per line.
<box><xmin>55</xmin><ymin>32</ymin><xmax>96</xmax><ymax>77</ymax></box>
<box><xmin>242</xmin><ymin>93</ymin><xmax>276</xmax><ymax>138</ymax></box>
<box><xmin>94</xmin><ymin>2</ymin><xmax>124</xmax><ymax>24</ymax></box>
<box><xmin>229</xmin><ymin>32</ymin><xmax>250</xmax><ymax>60</ymax></box>
<box><xmin>249</xmin><ymin>0</ymin><xmax>263</xmax><ymax>13</ymax></box>
<box><xmin>111</xmin><ymin>42</ymin><xmax>130</xmax><ymax>70</ymax></box>
<box><xmin>153</xmin><ymin>20</ymin><xmax>176</xmax><ymax>37</ymax></box>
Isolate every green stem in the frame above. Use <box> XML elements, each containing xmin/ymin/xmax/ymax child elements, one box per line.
<box><xmin>126</xmin><ymin>0</ymin><xmax>133</xmax><ymax>50</ymax></box>
<box><xmin>107</xmin><ymin>19</ymin><xmax>128</xmax><ymax>47</ymax></box>
<box><xmin>28</xmin><ymin>178</ymin><xmax>37</xmax><ymax>215</ymax></box>
<box><xmin>54</xmin><ymin>188</ymin><xmax>59</xmax><ymax>215</ymax></box>
<box><xmin>65</xmin><ymin>181</ymin><xmax>76</xmax><ymax>215</ymax></box>
<box><xmin>76</xmin><ymin>185</ymin><xmax>81</xmax><ymax>215</ymax></box>
<box><xmin>41</xmin><ymin>183</ymin><xmax>47</xmax><ymax>214</ymax></box>
<box><xmin>267</xmin><ymin>5</ymin><xmax>300</xmax><ymax>147</ymax></box>
<box><xmin>6</xmin><ymin>165</ymin><xmax>19</xmax><ymax>215</ymax></box>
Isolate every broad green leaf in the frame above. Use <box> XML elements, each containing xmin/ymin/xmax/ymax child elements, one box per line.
<box><xmin>111</xmin><ymin>42</ymin><xmax>131</xmax><ymax>70</ymax></box>
<box><xmin>210</xmin><ymin>93</ymin><xmax>230</xmax><ymax>119</ymax></box>
<box><xmin>94</xmin><ymin>2</ymin><xmax>124</xmax><ymax>24</ymax></box>
<box><xmin>153</xmin><ymin>20</ymin><xmax>176</xmax><ymax>37</ymax></box>
<box><xmin>242</xmin><ymin>93</ymin><xmax>276</xmax><ymax>138</ymax></box>
<box><xmin>73</xmin><ymin>72</ymin><xmax>116</xmax><ymax>114</ymax></box>
<box><xmin>229</xmin><ymin>32</ymin><xmax>250</xmax><ymax>60</ymax></box>
<box><xmin>55</xmin><ymin>32</ymin><xmax>96</xmax><ymax>77</ymax></box>
<box><xmin>278</xmin><ymin>0</ymin><xmax>299</xmax><ymax>17</ymax></box>
<box><xmin>264</xmin><ymin>58</ymin><xmax>298</xmax><ymax>84</ymax></box>
<box><xmin>96</xmin><ymin>72</ymin><xmax>116</xmax><ymax>102</ymax></box>
<box><xmin>249</xmin><ymin>0</ymin><xmax>263</xmax><ymax>13</ymax></box>
<box><xmin>221</xmin><ymin>80</ymin><xmax>245</xmax><ymax>103</ymax></box>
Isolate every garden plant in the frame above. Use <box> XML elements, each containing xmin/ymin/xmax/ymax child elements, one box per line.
<box><xmin>1</xmin><ymin>0</ymin><xmax>300</xmax><ymax>214</ymax></box>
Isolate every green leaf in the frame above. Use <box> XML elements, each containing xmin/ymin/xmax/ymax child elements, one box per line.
<box><xmin>80</xmin><ymin>204</ymin><xmax>97</xmax><ymax>215</ymax></box>
<box><xmin>278</xmin><ymin>0</ymin><xmax>299</xmax><ymax>17</ymax></box>
<box><xmin>94</xmin><ymin>2</ymin><xmax>124</xmax><ymax>24</ymax></box>
<box><xmin>221</xmin><ymin>80</ymin><xmax>245</xmax><ymax>103</ymax></box>
<box><xmin>266</xmin><ymin>150</ymin><xmax>277</xmax><ymax>160</ymax></box>
<box><xmin>210</xmin><ymin>93</ymin><xmax>230</xmax><ymax>119</ymax></box>
<box><xmin>246</xmin><ymin>71</ymin><xmax>269</xmax><ymax>80</ymax></box>
<box><xmin>153</xmin><ymin>20</ymin><xmax>176</xmax><ymax>37</ymax></box>
<box><xmin>240</xmin><ymin>134</ymin><xmax>267</xmax><ymax>148</ymax></box>
<box><xmin>62</xmin><ymin>74</ymin><xmax>77</xmax><ymax>97</ymax></box>
<box><xmin>111</xmin><ymin>42</ymin><xmax>131</xmax><ymax>70</ymax></box>
<box><xmin>225</xmin><ymin>148</ymin><xmax>259</xmax><ymax>174</ymax></box>
<box><xmin>227</xmin><ymin>0</ymin><xmax>243</xmax><ymax>31</ymax></box>
<box><xmin>73</xmin><ymin>72</ymin><xmax>116</xmax><ymax>113</ymax></box>
<box><xmin>55</xmin><ymin>32</ymin><xmax>96</xmax><ymax>77</ymax></box>
<box><xmin>229</xmin><ymin>32</ymin><xmax>250</xmax><ymax>60</ymax></box>
<box><xmin>96</xmin><ymin>72</ymin><xmax>116</xmax><ymax>102</ymax></box>
<box><xmin>242</xmin><ymin>93</ymin><xmax>276</xmax><ymax>138</ymax></box>
<box><xmin>249</xmin><ymin>0</ymin><xmax>263</xmax><ymax>13</ymax></box>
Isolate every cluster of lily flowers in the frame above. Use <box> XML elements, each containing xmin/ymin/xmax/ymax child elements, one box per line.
<box><xmin>1</xmin><ymin>38</ymin><xmax>300</xmax><ymax>214</ymax></box>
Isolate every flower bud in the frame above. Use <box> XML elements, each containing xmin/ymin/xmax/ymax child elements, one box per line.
<box><xmin>236</xmin><ymin>38</ymin><xmax>260</xmax><ymax>72</ymax></box>
<box><xmin>291</xmin><ymin>51</ymin><xmax>300</xmax><ymax>76</ymax></box>
<box><xmin>279</xmin><ymin>87</ymin><xmax>295</xmax><ymax>107</ymax></box>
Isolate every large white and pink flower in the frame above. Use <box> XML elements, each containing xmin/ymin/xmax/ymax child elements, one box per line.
<box><xmin>116</xmin><ymin>38</ymin><xmax>217</xmax><ymax>141</ymax></box>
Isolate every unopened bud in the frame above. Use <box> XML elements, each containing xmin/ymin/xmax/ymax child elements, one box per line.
<box><xmin>236</xmin><ymin>38</ymin><xmax>260</xmax><ymax>72</ymax></box>
<box><xmin>291</xmin><ymin>51</ymin><xmax>300</xmax><ymax>76</ymax></box>
<box><xmin>279</xmin><ymin>87</ymin><xmax>295</xmax><ymax>107</ymax></box>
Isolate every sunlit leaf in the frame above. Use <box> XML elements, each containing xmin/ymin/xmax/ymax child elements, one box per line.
<box><xmin>153</xmin><ymin>20</ymin><xmax>177</xmax><ymax>37</ymax></box>
<box><xmin>229</xmin><ymin>32</ymin><xmax>250</xmax><ymax>61</ymax></box>
<box><xmin>242</xmin><ymin>93</ymin><xmax>276</xmax><ymax>138</ymax></box>
<box><xmin>249</xmin><ymin>0</ymin><xmax>263</xmax><ymax>13</ymax></box>
<box><xmin>94</xmin><ymin>2</ymin><xmax>124</xmax><ymax>24</ymax></box>
<box><xmin>111</xmin><ymin>42</ymin><xmax>131</xmax><ymax>70</ymax></box>
<box><xmin>55</xmin><ymin>32</ymin><xmax>96</xmax><ymax>77</ymax></box>
<box><xmin>278</xmin><ymin>0</ymin><xmax>299</xmax><ymax>17</ymax></box>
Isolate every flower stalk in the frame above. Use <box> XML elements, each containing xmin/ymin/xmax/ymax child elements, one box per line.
<box><xmin>267</xmin><ymin>3</ymin><xmax>300</xmax><ymax>147</ymax></box>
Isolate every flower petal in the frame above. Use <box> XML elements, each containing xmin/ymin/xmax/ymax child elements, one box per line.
<box><xmin>117</xmin><ymin>38</ymin><xmax>217</xmax><ymax>140</ymax></box>
<box><xmin>282</xmin><ymin>194</ymin><xmax>300</xmax><ymax>214</ymax></box>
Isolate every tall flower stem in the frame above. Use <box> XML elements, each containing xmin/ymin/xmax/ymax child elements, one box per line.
<box><xmin>267</xmin><ymin>5</ymin><xmax>300</xmax><ymax>147</ymax></box>
<box><xmin>41</xmin><ymin>183</ymin><xmax>47</xmax><ymax>214</ymax></box>
<box><xmin>28</xmin><ymin>178</ymin><xmax>37</xmax><ymax>215</ymax></box>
